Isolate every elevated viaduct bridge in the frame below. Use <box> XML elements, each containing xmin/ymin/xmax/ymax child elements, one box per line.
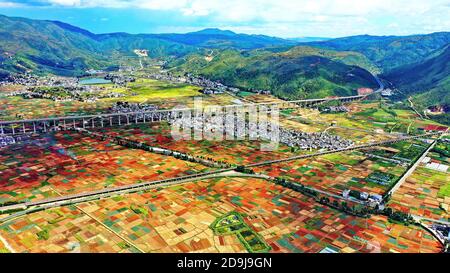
<box><xmin>0</xmin><ymin>95</ymin><xmax>366</xmax><ymax>136</ymax></box>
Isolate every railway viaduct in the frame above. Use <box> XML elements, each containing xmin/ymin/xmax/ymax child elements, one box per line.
<box><xmin>0</xmin><ymin>95</ymin><xmax>365</xmax><ymax>136</ymax></box>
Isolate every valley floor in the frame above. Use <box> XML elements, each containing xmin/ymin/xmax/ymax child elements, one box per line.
<box><xmin>0</xmin><ymin>77</ymin><xmax>448</xmax><ymax>253</ymax></box>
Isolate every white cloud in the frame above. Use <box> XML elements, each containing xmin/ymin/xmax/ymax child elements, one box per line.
<box><xmin>21</xmin><ymin>0</ymin><xmax>447</xmax><ymax>16</ymax></box>
<box><xmin>0</xmin><ymin>1</ymin><xmax>23</xmax><ymax>7</ymax></box>
<box><xmin>48</xmin><ymin>0</ymin><xmax>81</xmax><ymax>6</ymax></box>
<box><xmin>2</xmin><ymin>0</ymin><xmax>449</xmax><ymax>37</ymax></box>
<box><xmin>135</xmin><ymin>0</ymin><xmax>188</xmax><ymax>10</ymax></box>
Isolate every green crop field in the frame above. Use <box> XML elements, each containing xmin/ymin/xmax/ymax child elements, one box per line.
<box><xmin>211</xmin><ymin>211</ymin><xmax>271</xmax><ymax>253</ymax></box>
<box><xmin>439</xmin><ymin>183</ymin><xmax>450</xmax><ymax>198</ymax></box>
<box><xmin>108</xmin><ymin>78</ymin><xmax>202</xmax><ymax>102</ymax></box>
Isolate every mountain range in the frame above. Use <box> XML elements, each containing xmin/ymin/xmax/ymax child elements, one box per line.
<box><xmin>0</xmin><ymin>14</ymin><xmax>449</xmax><ymax>121</ymax></box>
<box><xmin>168</xmin><ymin>46</ymin><xmax>379</xmax><ymax>99</ymax></box>
<box><xmin>383</xmin><ymin>44</ymin><xmax>450</xmax><ymax>124</ymax></box>
<box><xmin>306</xmin><ymin>33</ymin><xmax>450</xmax><ymax>73</ymax></box>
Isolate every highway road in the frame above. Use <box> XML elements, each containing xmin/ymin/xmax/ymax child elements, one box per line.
<box><xmin>385</xmin><ymin>138</ymin><xmax>439</xmax><ymax>197</ymax></box>
<box><xmin>0</xmin><ymin>171</ymin><xmax>267</xmax><ymax>223</ymax></box>
<box><xmin>412</xmin><ymin>214</ymin><xmax>450</xmax><ymax>226</ymax></box>
<box><xmin>245</xmin><ymin>132</ymin><xmax>444</xmax><ymax>168</ymax></box>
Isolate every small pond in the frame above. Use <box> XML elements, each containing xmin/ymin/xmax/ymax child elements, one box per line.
<box><xmin>79</xmin><ymin>77</ymin><xmax>111</xmax><ymax>85</ymax></box>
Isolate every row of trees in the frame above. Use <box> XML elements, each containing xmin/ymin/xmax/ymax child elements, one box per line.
<box><xmin>235</xmin><ymin>165</ymin><xmax>255</xmax><ymax>174</ymax></box>
<box><xmin>381</xmin><ymin>207</ymin><xmax>414</xmax><ymax>225</ymax></box>
<box><xmin>77</xmin><ymin>128</ymin><xmax>232</xmax><ymax>168</ymax></box>
<box><xmin>274</xmin><ymin>177</ymin><xmax>318</xmax><ymax>198</ymax></box>
<box><xmin>273</xmin><ymin>177</ymin><xmax>404</xmax><ymax>219</ymax></box>
<box><xmin>319</xmin><ymin>197</ymin><xmax>373</xmax><ymax>218</ymax></box>
<box><xmin>274</xmin><ymin>177</ymin><xmax>373</xmax><ymax>216</ymax></box>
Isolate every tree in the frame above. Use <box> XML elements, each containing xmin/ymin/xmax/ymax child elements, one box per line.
<box><xmin>332</xmin><ymin>200</ymin><xmax>339</xmax><ymax>208</ymax></box>
<box><xmin>383</xmin><ymin>207</ymin><xmax>393</xmax><ymax>217</ymax></box>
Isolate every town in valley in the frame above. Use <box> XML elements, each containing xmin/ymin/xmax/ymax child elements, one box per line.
<box><xmin>0</xmin><ymin>0</ymin><xmax>449</xmax><ymax>255</ymax></box>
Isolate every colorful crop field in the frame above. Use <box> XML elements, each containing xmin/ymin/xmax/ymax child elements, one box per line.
<box><xmin>92</xmin><ymin>122</ymin><xmax>301</xmax><ymax>165</ymax></box>
<box><xmin>388</xmin><ymin>148</ymin><xmax>450</xmax><ymax>221</ymax></box>
<box><xmin>0</xmin><ymin>131</ymin><xmax>212</xmax><ymax>204</ymax></box>
<box><xmin>253</xmin><ymin>149</ymin><xmax>408</xmax><ymax>196</ymax></box>
<box><xmin>0</xmin><ymin>206</ymin><xmax>140</xmax><ymax>253</ymax></box>
<box><xmin>0</xmin><ymin>177</ymin><xmax>440</xmax><ymax>253</ymax></box>
<box><xmin>0</xmin><ymin>95</ymin><xmax>113</xmax><ymax>121</ymax></box>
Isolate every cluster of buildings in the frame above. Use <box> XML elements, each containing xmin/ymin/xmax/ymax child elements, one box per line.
<box><xmin>426</xmin><ymin>105</ymin><xmax>448</xmax><ymax>114</ymax></box>
<box><xmin>342</xmin><ymin>189</ymin><xmax>383</xmax><ymax>207</ymax></box>
<box><xmin>279</xmin><ymin>128</ymin><xmax>354</xmax><ymax>150</ymax></box>
<box><xmin>17</xmin><ymin>86</ymin><xmax>124</xmax><ymax>102</ymax></box>
<box><xmin>431</xmin><ymin>224</ymin><xmax>450</xmax><ymax>246</ymax></box>
<box><xmin>150</xmin><ymin>72</ymin><xmax>273</xmax><ymax>96</ymax></box>
<box><xmin>109</xmin><ymin>102</ymin><xmax>159</xmax><ymax>113</ymax></box>
<box><xmin>149</xmin><ymin>72</ymin><xmax>231</xmax><ymax>91</ymax></box>
<box><xmin>320</xmin><ymin>106</ymin><xmax>349</xmax><ymax>113</ymax></box>
<box><xmin>381</xmin><ymin>88</ymin><xmax>393</xmax><ymax>97</ymax></box>
<box><xmin>0</xmin><ymin>135</ymin><xmax>31</xmax><ymax>147</ymax></box>
<box><xmin>148</xmin><ymin>72</ymin><xmax>242</xmax><ymax>94</ymax></box>
<box><xmin>0</xmin><ymin>73</ymin><xmax>78</xmax><ymax>87</ymax></box>
<box><xmin>105</xmin><ymin>74</ymin><xmax>135</xmax><ymax>86</ymax></box>
<box><xmin>422</xmin><ymin>156</ymin><xmax>449</xmax><ymax>173</ymax></box>
<box><xmin>108</xmin><ymin>102</ymin><xmax>167</xmax><ymax>122</ymax></box>
<box><xmin>85</xmin><ymin>69</ymin><xmax>105</xmax><ymax>75</ymax></box>
<box><xmin>0</xmin><ymin>135</ymin><xmax>16</xmax><ymax>147</ymax></box>
<box><xmin>1</xmin><ymin>73</ymin><xmax>126</xmax><ymax>102</ymax></box>
<box><xmin>108</xmin><ymin>108</ymin><xmax>351</xmax><ymax>149</ymax></box>
<box><xmin>133</xmin><ymin>49</ymin><xmax>149</xmax><ymax>57</ymax></box>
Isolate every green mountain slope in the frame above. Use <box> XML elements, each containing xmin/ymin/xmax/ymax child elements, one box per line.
<box><xmin>169</xmin><ymin>46</ymin><xmax>378</xmax><ymax>99</ymax></box>
<box><xmin>0</xmin><ymin>15</ymin><xmax>199</xmax><ymax>77</ymax></box>
<box><xmin>307</xmin><ymin>33</ymin><xmax>450</xmax><ymax>72</ymax></box>
<box><xmin>0</xmin><ymin>15</ymin><xmax>109</xmax><ymax>76</ymax></box>
<box><xmin>384</xmin><ymin>45</ymin><xmax>449</xmax><ymax>95</ymax></box>
<box><xmin>0</xmin><ymin>15</ymin><xmax>298</xmax><ymax>77</ymax></box>
<box><xmin>383</xmin><ymin>45</ymin><xmax>450</xmax><ymax>124</ymax></box>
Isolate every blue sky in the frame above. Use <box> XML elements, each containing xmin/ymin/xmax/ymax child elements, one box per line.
<box><xmin>0</xmin><ymin>0</ymin><xmax>449</xmax><ymax>38</ymax></box>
